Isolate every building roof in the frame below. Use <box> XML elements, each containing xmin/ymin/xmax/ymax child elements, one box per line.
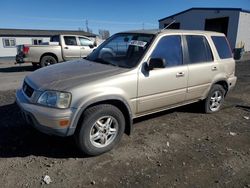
<box><xmin>159</xmin><ymin>7</ymin><xmax>250</xmax><ymax>22</ymax></box>
<box><xmin>0</xmin><ymin>28</ymin><xmax>96</xmax><ymax>37</ymax></box>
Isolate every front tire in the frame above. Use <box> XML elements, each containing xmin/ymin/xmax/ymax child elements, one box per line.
<box><xmin>75</xmin><ymin>104</ymin><xmax>125</xmax><ymax>156</ymax></box>
<box><xmin>204</xmin><ymin>84</ymin><xmax>226</xmax><ymax>113</ymax></box>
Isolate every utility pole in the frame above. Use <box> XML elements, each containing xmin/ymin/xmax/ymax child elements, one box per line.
<box><xmin>142</xmin><ymin>22</ymin><xmax>144</xmax><ymax>30</ymax></box>
<box><xmin>85</xmin><ymin>19</ymin><xmax>89</xmax><ymax>32</ymax></box>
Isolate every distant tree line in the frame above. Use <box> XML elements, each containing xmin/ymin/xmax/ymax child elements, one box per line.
<box><xmin>98</xmin><ymin>29</ymin><xmax>110</xmax><ymax>40</ymax></box>
<box><xmin>78</xmin><ymin>27</ymin><xmax>110</xmax><ymax>40</ymax></box>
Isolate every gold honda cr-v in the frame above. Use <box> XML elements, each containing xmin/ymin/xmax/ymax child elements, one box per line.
<box><xmin>16</xmin><ymin>29</ymin><xmax>237</xmax><ymax>156</ymax></box>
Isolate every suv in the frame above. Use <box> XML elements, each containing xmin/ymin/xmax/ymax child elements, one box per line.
<box><xmin>16</xmin><ymin>29</ymin><xmax>237</xmax><ymax>156</ymax></box>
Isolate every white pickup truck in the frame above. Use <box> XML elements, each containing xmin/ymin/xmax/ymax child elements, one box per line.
<box><xmin>16</xmin><ymin>35</ymin><xmax>97</xmax><ymax>67</ymax></box>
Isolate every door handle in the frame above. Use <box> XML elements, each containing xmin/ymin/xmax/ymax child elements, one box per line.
<box><xmin>64</xmin><ymin>47</ymin><xmax>69</xmax><ymax>49</ymax></box>
<box><xmin>176</xmin><ymin>72</ymin><xmax>185</xmax><ymax>77</ymax></box>
<box><xmin>211</xmin><ymin>66</ymin><xmax>217</xmax><ymax>71</ymax></box>
<box><xmin>81</xmin><ymin>47</ymin><xmax>85</xmax><ymax>49</ymax></box>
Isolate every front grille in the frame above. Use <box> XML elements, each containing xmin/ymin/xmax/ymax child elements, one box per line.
<box><xmin>23</xmin><ymin>81</ymin><xmax>34</xmax><ymax>98</ymax></box>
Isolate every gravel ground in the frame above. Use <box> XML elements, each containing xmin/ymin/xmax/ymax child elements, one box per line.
<box><xmin>0</xmin><ymin>60</ymin><xmax>249</xmax><ymax>187</ymax></box>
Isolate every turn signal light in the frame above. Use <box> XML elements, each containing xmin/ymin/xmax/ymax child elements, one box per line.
<box><xmin>58</xmin><ymin>119</ymin><xmax>70</xmax><ymax>127</ymax></box>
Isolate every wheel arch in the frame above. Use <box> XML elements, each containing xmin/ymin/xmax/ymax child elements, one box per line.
<box><xmin>74</xmin><ymin>98</ymin><xmax>133</xmax><ymax>136</ymax></box>
<box><xmin>213</xmin><ymin>80</ymin><xmax>229</xmax><ymax>96</ymax></box>
<box><xmin>40</xmin><ymin>52</ymin><xmax>59</xmax><ymax>63</ymax></box>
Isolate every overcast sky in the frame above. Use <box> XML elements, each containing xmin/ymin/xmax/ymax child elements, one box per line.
<box><xmin>0</xmin><ymin>0</ymin><xmax>250</xmax><ymax>34</ymax></box>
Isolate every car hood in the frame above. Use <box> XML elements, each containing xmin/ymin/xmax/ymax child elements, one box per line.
<box><xmin>26</xmin><ymin>59</ymin><xmax>128</xmax><ymax>91</ymax></box>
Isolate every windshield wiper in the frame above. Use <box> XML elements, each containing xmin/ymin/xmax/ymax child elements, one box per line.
<box><xmin>94</xmin><ymin>58</ymin><xmax>118</xmax><ymax>67</ymax></box>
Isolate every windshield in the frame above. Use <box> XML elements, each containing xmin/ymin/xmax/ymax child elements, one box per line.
<box><xmin>86</xmin><ymin>33</ymin><xmax>154</xmax><ymax>68</ymax></box>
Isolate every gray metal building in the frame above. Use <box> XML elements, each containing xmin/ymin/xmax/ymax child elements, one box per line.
<box><xmin>159</xmin><ymin>8</ymin><xmax>250</xmax><ymax>51</ymax></box>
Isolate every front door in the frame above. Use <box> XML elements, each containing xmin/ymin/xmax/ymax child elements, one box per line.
<box><xmin>79</xmin><ymin>37</ymin><xmax>94</xmax><ymax>57</ymax></box>
<box><xmin>137</xmin><ymin>35</ymin><xmax>188</xmax><ymax>114</ymax></box>
<box><xmin>62</xmin><ymin>36</ymin><xmax>81</xmax><ymax>60</ymax></box>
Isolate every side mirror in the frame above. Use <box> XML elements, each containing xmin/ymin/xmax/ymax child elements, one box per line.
<box><xmin>88</xmin><ymin>41</ymin><xmax>96</xmax><ymax>48</ymax></box>
<box><xmin>145</xmin><ymin>58</ymin><xmax>165</xmax><ymax>71</ymax></box>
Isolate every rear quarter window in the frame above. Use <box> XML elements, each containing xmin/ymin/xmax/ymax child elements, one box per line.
<box><xmin>51</xmin><ymin>35</ymin><xmax>60</xmax><ymax>42</ymax></box>
<box><xmin>211</xmin><ymin>36</ymin><xmax>232</xmax><ymax>59</ymax></box>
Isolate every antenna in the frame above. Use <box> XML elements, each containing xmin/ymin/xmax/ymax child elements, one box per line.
<box><xmin>161</xmin><ymin>19</ymin><xmax>176</xmax><ymax>31</ymax></box>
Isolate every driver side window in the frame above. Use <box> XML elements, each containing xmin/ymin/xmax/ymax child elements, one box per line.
<box><xmin>79</xmin><ymin>37</ymin><xmax>93</xmax><ymax>46</ymax></box>
<box><xmin>150</xmin><ymin>35</ymin><xmax>183</xmax><ymax>67</ymax></box>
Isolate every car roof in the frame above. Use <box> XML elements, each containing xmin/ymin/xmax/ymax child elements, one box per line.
<box><xmin>119</xmin><ymin>29</ymin><xmax>224</xmax><ymax>36</ymax></box>
<box><xmin>55</xmin><ymin>34</ymin><xmax>92</xmax><ymax>38</ymax></box>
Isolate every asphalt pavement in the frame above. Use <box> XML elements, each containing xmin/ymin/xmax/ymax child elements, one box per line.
<box><xmin>0</xmin><ymin>59</ymin><xmax>34</xmax><ymax>91</ymax></box>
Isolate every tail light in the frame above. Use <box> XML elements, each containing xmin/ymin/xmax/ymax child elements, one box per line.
<box><xmin>23</xmin><ymin>46</ymin><xmax>29</xmax><ymax>54</ymax></box>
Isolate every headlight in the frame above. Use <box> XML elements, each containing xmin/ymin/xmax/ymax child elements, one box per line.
<box><xmin>37</xmin><ymin>91</ymin><xmax>71</xmax><ymax>109</ymax></box>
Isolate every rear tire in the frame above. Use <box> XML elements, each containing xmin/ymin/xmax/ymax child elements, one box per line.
<box><xmin>203</xmin><ymin>84</ymin><xmax>226</xmax><ymax>113</ymax></box>
<box><xmin>74</xmin><ymin>104</ymin><xmax>125</xmax><ymax>156</ymax></box>
<box><xmin>40</xmin><ymin>55</ymin><xmax>57</xmax><ymax>67</ymax></box>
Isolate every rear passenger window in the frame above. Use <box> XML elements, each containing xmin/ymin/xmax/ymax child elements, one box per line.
<box><xmin>150</xmin><ymin>35</ymin><xmax>182</xmax><ymax>67</ymax></box>
<box><xmin>186</xmin><ymin>35</ymin><xmax>213</xmax><ymax>64</ymax></box>
<box><xmin>211</xmin><ymin>36</ymin><xmax>232</xmax><ymax>59</ymax></box>
<box><xmin>64</xmin><ymin>36</ymin><xmax>77</xmax><ymax>46</ymax></box>
<box><xmin>51</xmin><ymin>35</ymin><xmax>60</xmax><ymax>42</ymax></box>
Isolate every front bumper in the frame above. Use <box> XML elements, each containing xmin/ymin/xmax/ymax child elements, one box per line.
<box><xmin>16</xmin><ymin>89</ymin><xmax>77</xmax><ymax>137</ymax></box>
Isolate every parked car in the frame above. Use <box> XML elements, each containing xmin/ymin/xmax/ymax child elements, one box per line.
<box><xmin>16</xmin><ymin>29</ymin><xmax>237</xmax><ymax>156</ymax></box>
<box><xmin>16</xmin><ymin>35</ymin><xmax>96</xmax><ymax>67</ymax></box>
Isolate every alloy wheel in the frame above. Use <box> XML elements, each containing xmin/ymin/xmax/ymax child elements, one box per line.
<box><xmin>89</xmin><ymin>116</ymin><xmax>118</xmax><ymax>148</ymax></box>
<box><xmin>209</xmin><ymin>90</ymin><xmax>223</xmax><ymax>111</ymax></box>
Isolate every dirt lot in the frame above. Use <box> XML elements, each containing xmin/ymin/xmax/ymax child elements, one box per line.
<box><xmin>0</xmin><ymin>60</ymin><xmax>249</xmax><ymax>188</ymax></box>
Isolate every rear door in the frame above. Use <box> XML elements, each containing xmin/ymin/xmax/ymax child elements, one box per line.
<box><xmin>79</xmin><ymin>37</ymin><xmax>94</xmax><ymax>57</ymax></box>
<box><xmin>184</xmin><ymin>35</ymin><xmax>217</xmax><ymax>100</ymax></box>
<box><xmin>137</xmin><ymin>35</ymin><xmax>188</xmax><ymax>114</ymax></box>
<box><xmin>62</xmin><ymin>36</ymin><xmax>81</xmax><ymax>60</ymax></box>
